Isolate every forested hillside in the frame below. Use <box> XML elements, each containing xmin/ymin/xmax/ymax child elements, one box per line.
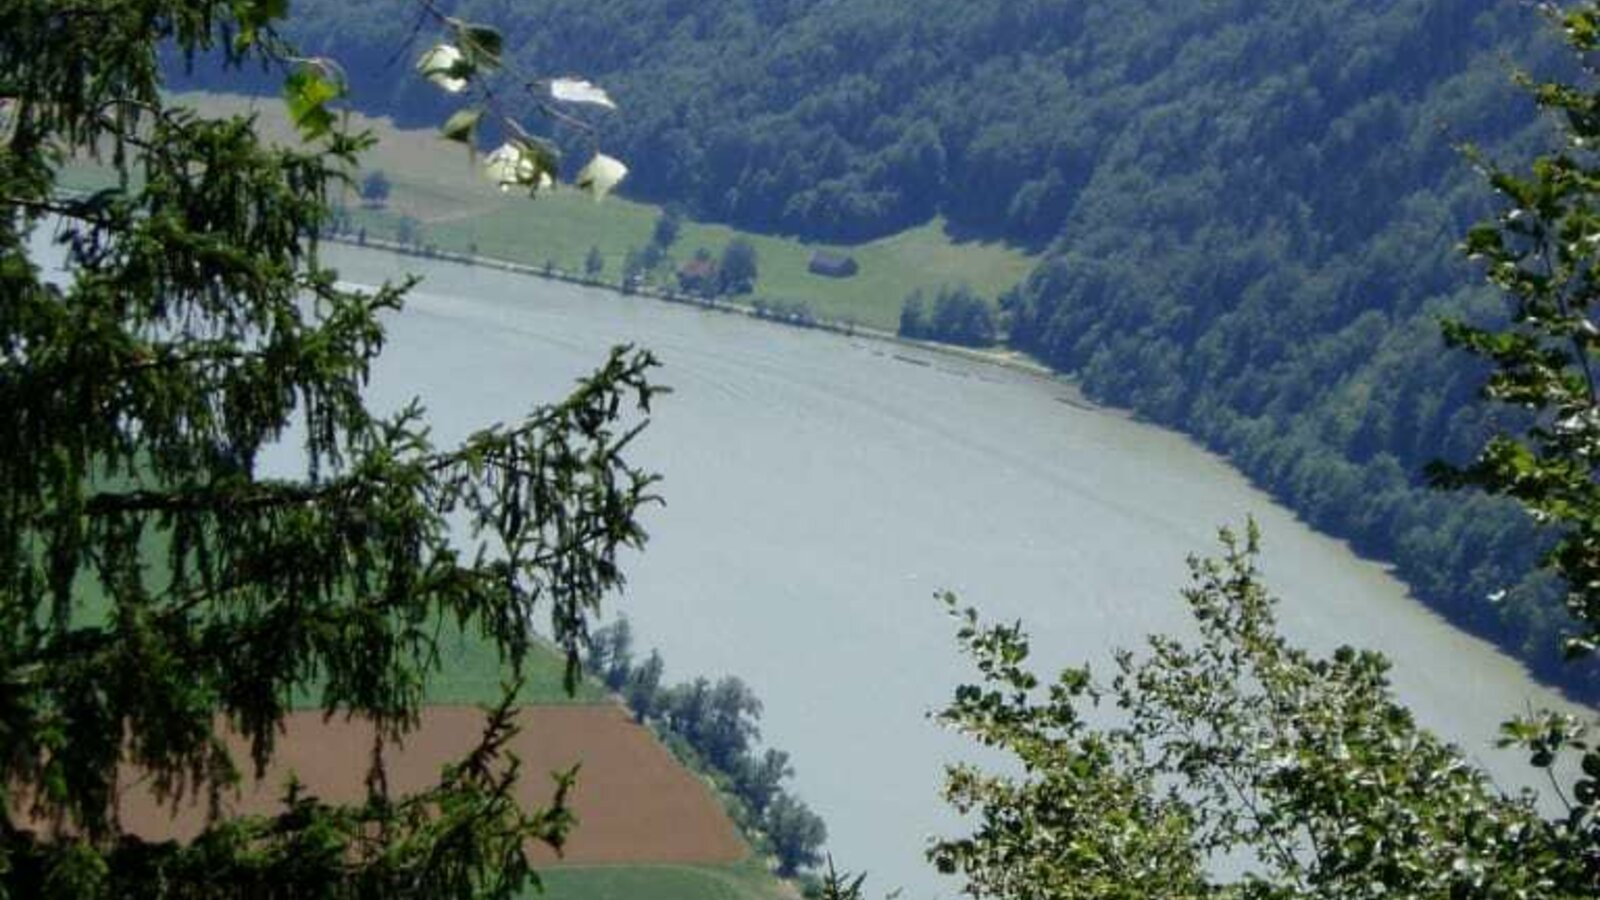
<box><xmin>225</xmin><ymin>0</ymin><xmax>1599</xmax><ymax>696</ymax></box>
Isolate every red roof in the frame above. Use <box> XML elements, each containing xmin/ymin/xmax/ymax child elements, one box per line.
<box><xmin>678</xmin><ymin>258</ymin><xmax>717</xmax><ymax>278</ymax></box>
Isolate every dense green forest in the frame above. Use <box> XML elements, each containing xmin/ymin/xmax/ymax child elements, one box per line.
<box><xmin>193</xmin><ymin>0</ymin><xmax>1600</xmax><ymax>697</ymax></box>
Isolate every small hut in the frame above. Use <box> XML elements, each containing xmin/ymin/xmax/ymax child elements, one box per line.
<box><xmin>807</xmin><ymin>250</ymin><xmax>859</xmax><ymax>279</ymax></box>
<box><xmin>677</xmin><ymin>257</ymin><xmax>719</xmax><ymax>294</ymax></box>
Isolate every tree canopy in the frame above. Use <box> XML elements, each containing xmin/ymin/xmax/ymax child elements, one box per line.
<box><xmin>1436</xmin><ymin>2</ymin><xmax>1600</xmax><ymax>662</ymax></box>
<box><xmin>1</xmin><ymin>1</ymin><xmax>655</xmax><ymax>896</ymax></box>
<box><xmin>359</xmin><ymin>169</ymin><xmax>392</xmax><ymax>205</ymax></box>
<box><xmin>583</xmin><ymin>619</ymin><xmax>828</xmax><ymax>876</ymax></box>
<box><xmin>898</xmin><ymin>285</ymin><xmax>996</xmax><ymax>348</ymax></box>
<box><xmin>932</xmin><ymin>526</ymin><xmax>1599</xmax><ymax>900</ymax></box>
<box><xmin>718</xmin><ymin>238</ymin><xmax>759</xmax><ymax>295</ymax></box>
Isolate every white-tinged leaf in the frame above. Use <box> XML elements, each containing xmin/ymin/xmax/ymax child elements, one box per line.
<box><xmin>549</xmin><ymin>78</ymin><xmax>616</xmax><ymax>110</ymax></box>
<box><xmin>440</xmin><ymin>108</ymin><xmax>482</xmax><ymax>144</ymax></box>
<box><xmin>576</xmin><ymin>153</ymin><xmax>628</xmax><ymax>200</ymax></box>
<box><xmin>484</xmin><ymin>142</ymin><xmax>554</xmax><ymax>193</ymax></box>
<box><xmin>483</xmin><ymin>143</ymin><xmax>530</xmax><ymax>189</ymax></box>
<box><xmin>0</xmin><ymin>98</ymin><xmax>15</xmax><ymax>144</ymax></box>
<box><xmin>417</xmin><ymin>44</ymin><xmax>468</xmax><ymax>94</ymax></box>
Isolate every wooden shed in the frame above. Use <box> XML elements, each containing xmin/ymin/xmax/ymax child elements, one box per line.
<box><xmin>677</xmin><ymin>257</ymin><xmax>719</xmax><ymax>293</ymax></box>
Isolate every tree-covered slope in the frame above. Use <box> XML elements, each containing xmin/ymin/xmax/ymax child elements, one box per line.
<box><xmin>995</xmin><ymin>2</ymin><xmax>1582</xmax><ymax>688</ymax></box>
<box><xmin>237</xmin><ymin>0</ymin><xmax>1597</xmax><ymax>695</ymax></box>
<box><xmin>274</xmin><ymin>1</ymin><xmax>1555</xmax><ymax>238</ymax></box>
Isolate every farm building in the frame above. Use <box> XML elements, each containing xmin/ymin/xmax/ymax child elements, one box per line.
<box><xmin>677</xmin><ymin>256</ymin><xmax>719</xmax><ymax>294</ymax></box>
<box><xmin>807</xmin><ymin>250</ymin><xmax>859</xmax><ymax>278</ymax></box>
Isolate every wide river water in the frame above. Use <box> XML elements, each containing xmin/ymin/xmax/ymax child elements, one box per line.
<box><xmin>321</xmin><ymin>246</ymin><xmax>1594</xmax><ymax>895</ymax></box>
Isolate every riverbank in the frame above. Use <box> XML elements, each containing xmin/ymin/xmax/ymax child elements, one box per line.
<box><xmin>327</xmin><ymin>232</ymin><xmax>1064</xmax><ymax>383</ymax></box>
<box><xmin>137</xmin><ymin>92</ymin><xmax>1033</xmax><ymax>334</ymax></box>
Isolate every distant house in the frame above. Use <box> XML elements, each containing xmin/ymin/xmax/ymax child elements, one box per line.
<box><xmin>677</xmin><ymin>256</ymin><xmax>719</xmax><ymax>294</ymax></box>
<box><xmin>807</xmin><ymin>250</ymin><xmax>859</xmax><ymax>279</ymax></box>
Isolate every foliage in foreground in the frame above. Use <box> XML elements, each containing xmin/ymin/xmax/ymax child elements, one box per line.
<box><xmin>928</xmin><ymin>10</ymin><xmax>1600</xmax><ymax>898</ymax></box>
<box><xmin>1</xmin><ymin>1</ymin><xmax>653</xmax><ymax>897</ymax></box>
<box><xmin>934</xmin><ymin>525</ymin><xmax>1599</xmax><ymax>899</ymax></box>
<box><xmin>1439</xmin><ymin>2</ymin><xmax>1600</xmax><ymax>663</ymax></box>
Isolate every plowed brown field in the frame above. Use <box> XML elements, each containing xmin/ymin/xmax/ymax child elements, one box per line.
<box><xmin>116</xmin><ymin>705</ymin><xmax>747</xmax><ymax>865</ymax></box>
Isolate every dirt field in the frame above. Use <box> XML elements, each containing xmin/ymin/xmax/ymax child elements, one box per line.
<box><xmin>115</xmin><ymin>705</ymin><xmax>747</xmax><ymax>866</ymax></box>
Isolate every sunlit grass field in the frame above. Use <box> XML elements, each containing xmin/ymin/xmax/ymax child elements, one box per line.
<box><xmin>534</xmin><ymin>858</ymin><xmax>794</xmax><ymax>900</ymax></box>
<box><xmin>86</xmin><ymin>92</ymin><xmax>1037</xmax><ymax>332</ymax></box>
<box><xmin>62</xmin><ymin>499</ymin><xmax>607</xmax><ymax>708</ymax></box>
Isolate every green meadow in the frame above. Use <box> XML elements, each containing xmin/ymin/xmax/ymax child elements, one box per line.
<box><xmin>59</xmin><ymin>471</ymin><xmax>604</xmax><ymax>709</ymax></box>
<box><xmin>534</xmin><ymin>858</ymin><xmax>793</xmax><ymax>900</ymax></box>
<box><xmin>70</xmin><ymin>552</ymin><xmax>605</xmax><ymax>708</ymax></box>
<box><xmin>108</xmin><ymin>93</ymin><xmax>1038</xmax><ymax>333</ymax></box>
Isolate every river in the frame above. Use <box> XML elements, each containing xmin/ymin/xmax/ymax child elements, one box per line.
<box><xmin>321</xmin><ymin>245</ymin><xmax>1592</xmax><ymax>896</ymax></box>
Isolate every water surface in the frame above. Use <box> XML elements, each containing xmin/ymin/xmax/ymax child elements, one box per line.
<box><xmin>325</xmin><ymin>246</ymin><xmax>1588</xmax><ymax>897</ymax></box>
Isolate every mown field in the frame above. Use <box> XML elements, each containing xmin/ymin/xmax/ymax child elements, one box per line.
<box><xmin>65</xmin><ymin>92</ymin><xmax>1035</xmax><ymax>333</ymax></box>
<box><xmin>63</xmin><ymin>516</ymin><xmax>605</xmax><ymax>708</ymax></box>
<box><xmin>418</xmin><ymin>623</ymin><xmax>609</xmax><ymax>706</ymax></box>
<box><xmin>536</xmin><ymin>858</ymin><xmax>792</xmax><ymax>900</ymax></box>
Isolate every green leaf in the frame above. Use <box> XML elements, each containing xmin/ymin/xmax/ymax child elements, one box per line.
<box><xmin>1566</xmin><ymin>11</ymin><xmax>1600</xmax><ymax>51</ymax></box>
<box><xmin>232</xmin><ymin>0</ymin><xmax>290</xmax><ymax>49</ymax></box>
<box><xmin>282</xmin><ymin>67</ymin><xmax>342</xmax><ymax>141</ymax></box>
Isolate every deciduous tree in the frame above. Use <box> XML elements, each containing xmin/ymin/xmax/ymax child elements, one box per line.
<box><xmin>931</xmin><ymin>11</ymin><xmax>1600</xmax><ymax>893</ymax></box>
<box><xmin>766</xmin><ymin>792</ymin><xmax>827</xmax><ymax>877</ymax></box>
<box><xmin>1442</xmin><ymin>3</ymin><xmax>1600</xmax><ymax>661</ymax></box>
<box><xmin>932</xmin><ymin>526</ymin><xmax>1593</xmax><ymax>899</ymax></box>
<box><xmin>359</xmin><ymin>168</ymin><xmax>392</xmax><ymax>206</ymax></box>
<box><xmin>652</xmin><ymin>207</ymin><xmax>682</xmax><ymax>249</ymax></box>
<box><xmin>719</xmin><ymin>238</ymin><xmax>759</xmax><ymax>295</ymax></box>
<box><xmin>1426</xmin><ymin>4</ymin><xmax>1600</xmax><ymax>879</ymax></box>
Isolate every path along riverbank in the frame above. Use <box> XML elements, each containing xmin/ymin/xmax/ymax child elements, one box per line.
<box><xmin>325</xmin><ymin>233</ymin><xmax>1062</xmax><ymax>382</ymax></box>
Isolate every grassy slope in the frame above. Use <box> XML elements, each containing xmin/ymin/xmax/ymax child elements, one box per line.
<box><xmin>153</xmin><ymin>92</ymin><xmax>1035</xmax><ymax>332</ymax></box>
<box><xmin>413</xmin><ymin>631</ymin><xmax>790</xmax><ymax>900</ymax></box>
<box><xmin>72</xmin><ymin>551</ymin><xmax>787</xmax><ymax>897</ymax></box>
<box><xmin>63</xmin><ymin>487</ymin><xmax>778</xmax><ymax>896</ymax></box>
<box><xmin>70</xmin><ymin>553</ymin><xmax>605</xmax><ymax>707</ymax></box>
<box><xmin>535</xmin><ymin>857</ymin><xmax>790</xmax><ymax>900</ymax></box>
<box><xmin>386</xmin><ymin>622</ymin><xmax>609</xmax><ymax>707</ymax></box>
<box><xmin>60</xmin><ymin>480</ymin><xmax>601</xmax><ymax>708</ymax></box>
